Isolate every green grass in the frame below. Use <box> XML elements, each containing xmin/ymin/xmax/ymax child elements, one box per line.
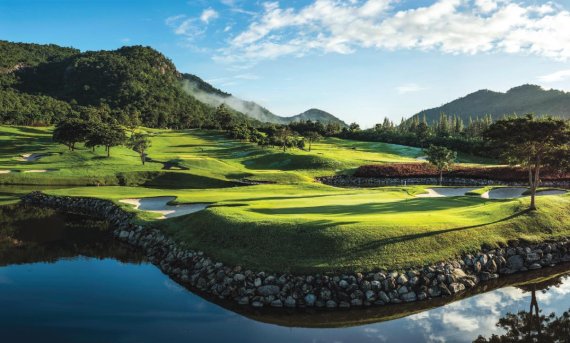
<box><xmin>42</xmin><ymin>183</ymin><xmax>570</xmax><ymax>273</ymax></box>
<box><xmin>1</xmin><ymin>124</ymin><xmax>568</xmax><ymax>273</ymax></box>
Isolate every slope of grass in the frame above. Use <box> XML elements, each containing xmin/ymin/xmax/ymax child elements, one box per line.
<box><xmin>42</xmin><ymin>184</ymin><xmax>570</xmax><ymax>273</ymax></box>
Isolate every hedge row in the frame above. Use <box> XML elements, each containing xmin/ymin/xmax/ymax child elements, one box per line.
<box><xmin>354</xmin><ymin>163</ymin><xmax>570</xmax><ymax>181</ymax></box>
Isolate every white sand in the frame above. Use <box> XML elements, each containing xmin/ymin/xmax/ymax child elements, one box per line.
<box><xmin>416</xmin><ymin>156</ymin><xmax>427</xmax><ymax>161</ymax></box>
<box><xmin>19</xmin><ymin>153</ymin><xmax>44</xmax><ymax>162</ymax></box>
<box><xmin>416</xmin><ymin>187</ymin><xmax>478</xmax><ymax>198</ymax></box>
<box><xmin>120</xmin><ymin>196</ymin><xmax>209</xmax><ymax>219</ymax></box>
<box><xmin>22</xmin><ymin>169</ymin><xmax>48</xmax><ymax>173</ymax></box>
<box><xmin>0</xmin><ymin>170</ymin><xmax>11</xmax><ymax>174</ymax></box>
<box><xmin>481</xmin><ymin>187</ymin><xmax>568</xmax><ymax>199</ymax></box>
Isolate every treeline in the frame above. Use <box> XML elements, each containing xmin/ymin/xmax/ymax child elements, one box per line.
<box><xmin>51</xmin><ymin>118</ymin><xmax>151</xmax><ymax>164</ymax></box>
<box><xmin>340</xmin><ymin>113</ymin><xmax>495</xmax><ymax>155</ymax></box>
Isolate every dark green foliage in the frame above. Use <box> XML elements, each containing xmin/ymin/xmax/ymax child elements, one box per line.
<box><xmin>52</xmin><ymin>118</ymin><xmax>90</xmax><ymax>150</ymax></box>
<box><xmin>85</xmin><ymin>123</ymin><xmax>126</xmax><ymax>157</ymax></box>
<box><xmin>423</xmin><ymin>145</ymin><xmax>457</xmax><ymax>185</ymax></box>
<box><xmin>0</xmin><ymin>41</ymin><xmax>252</xmax><ymax>129</ymax></box>
<box><xmin>0</xmin><ymin>40</ymin><xmax>78</xmax><ymax>70</ymax></box>
<box><xmin>128</xmin><ymin>133</ymin><xmax>151</xmax><ymax>165</ymax></box>
<box><xmin>484</xmin><ymin>114</ymin><xmax>570</xmax><ymax>210</ymax></box>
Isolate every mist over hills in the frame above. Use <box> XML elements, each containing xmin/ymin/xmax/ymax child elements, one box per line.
<box><xmin>181</xmin><ymin>73</ymin><xmax>347</xmax><ymax>126</ymax></box>
<box><xmin>0</xmin><ymin>40</ymin><xmax>346</xmax><ymax>127</ymax></box>
<box><xmin>412</xmin><ymin>84</ymin><xmax>570</xmax><ymax>123</ymax></box>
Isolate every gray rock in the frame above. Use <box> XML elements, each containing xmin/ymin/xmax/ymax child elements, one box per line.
<box><xmin>507</xmin><ymin>255</ymin><xmax>524</xmax><ymax>271</ymax></box>
<box><xmin>251</xmin><ymin>301</ymin><xmax>264</xmax><ymax>308</ymax></box>
<box><xmin>271</xmin><ymin>299</ymin><xmax>283</xmax><ymax>308</ymax></box>
<box><xmin>529</xmin><ymin>263</ymin><xmax>542</xmax><ymax>270</ymax></box>
<box><xmin>257</xmin><ymin>285</ymin><xmax>280</xmax><ymax>296</ymax></box>
<box><xmin>449</xmin><ymin>283</ymin><xmax>465</xmax><ymax>294</ymax></box>
<box><xmin>326</xmin><ymin>300</ymin><xmax>337</xmax><ymax>308</ymax></box>
<box><xmin>339</xmin><ymin>301</ymin><xmax>351</xmax><ymax>309</ymax></box>
<box><xmin>350</xmin><ymin>299</ymin><xmax>363</xmax><ymax>306</ymax></box>
<box><xmin>379</xmin><ymin>291</ymin><xmax>390</xmax><ymax>303</ymax></box>
<box><xmin>304</xmin><ymin>294</ymin><xmax>316</xmax><ymax>306</ymax></box>
<box><xmin>526</xmin><ymin>252</ymin><xmax>541</xmax><ymax>263</ymax></box>
<box><xmin>284</xmin><ymin>296</ymin><xmax>296</xmax><ymax>308</ymax></box>
<box><xmin>401</xmin><ymin>292</ymin><xmax>417</xmax><ymax>302</ymax></box>
<box><xmin>238</xmin><ymin>296</ymin><xmax>249</xmax><ymax>305</ymax></box>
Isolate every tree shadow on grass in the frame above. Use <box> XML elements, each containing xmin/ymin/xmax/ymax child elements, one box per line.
<box><xmin>350</xmin><ymin>209</ymin><xmax>531</xmax><ymax>255</ymax></box>
<box><xmin>249</xmin><ymin>197</ymin><xmax>485</xmax><ymax>215</ymax></box>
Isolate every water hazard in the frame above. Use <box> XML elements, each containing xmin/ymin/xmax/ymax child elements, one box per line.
<box><xmin>1</xmin><ymin>204</ymin><xmax>569</xmax><ymax>342</ymax></box>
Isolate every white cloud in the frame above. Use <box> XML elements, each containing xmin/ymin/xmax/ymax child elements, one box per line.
<box><xmin>396</xmin><ymin>83</ymin><xmax>427</xmax><ymax>94</ymax></box>
<box><xmin>441</xmin><ymin>311</ymin><xmax>480</xmax><ymax>332</ymax></box>
<box><xmin>214</xmin><ymin>0</ymin><xmax>570</xmax><ymax>64</ymax></box>
<box><xmin>538</xmin><ymin>69</ymin><xmax>570</xmax><ymax>83</ymax></box>
<box><xmin>200</xmin><ymin>8</ymin><xmax>219</xmax><ymax>23</ymax></box>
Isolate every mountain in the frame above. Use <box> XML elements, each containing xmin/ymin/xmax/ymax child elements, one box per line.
<box><xmin>0</xmin><ymin>41</ymin><xmax>251</xmax><ymax>127</ymax></box>
<box><xmin>0</xmin><ymin>40</ymin><xmax>346</xmax><ymax>127</ymax></box>
<box><xmin>412</xmin><ymin>84</ymin><xmax>570</xmax><ymax>123</ymax></box>
<box><xmin>181</xmin><ymin>74</ymin><xmax>347</xmax><ymax>126</ymax></box>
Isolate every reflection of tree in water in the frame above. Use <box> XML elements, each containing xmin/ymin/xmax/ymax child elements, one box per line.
<box><xmin>474</xmin><ymin>275</ymin><xmax>570</xmax><ymax>343</ymax></box>
<box><xmin>0</xmin><ymin>204</ymin><xmax>145</xmax><ymax>265</ymax></box>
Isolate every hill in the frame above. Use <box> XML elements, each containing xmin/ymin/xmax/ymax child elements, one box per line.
<box><xmin>181</xmin><ymin>74</ymin><xmax>347</xmax><ymax>126</ymax></box>
<box><xmin>412</xmin><ymin>84</ymin><xmax>570</xmax><ymax>123</ymax></box>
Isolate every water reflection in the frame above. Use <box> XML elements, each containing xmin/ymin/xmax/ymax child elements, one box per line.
<box><xmin>1</xmin><ymin>204</ymin><xmax>570</xmax><ymax>342</ymax></box>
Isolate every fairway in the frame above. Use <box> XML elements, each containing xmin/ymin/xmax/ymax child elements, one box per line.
<box><xmin>1</xmin><ymin>125</ymin><xmax>569</xmax><ymax>272</ymax></box>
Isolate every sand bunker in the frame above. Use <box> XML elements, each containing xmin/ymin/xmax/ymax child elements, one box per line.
<box><xmin>120</xmin><ymin>196</ymin><xmax>208</xmax><ymax>219</ymax></box>
<box><xmin>482</xmin><ymin>187</ymin><xmax>567</xmax><ymax>199</ymax></box>
<box><xmin>22</xmin><ymin>169</ymin><xmax>49</xmax><ymax>173</ymax></box>
<box><xmin>417</xmin><ymin>187</ymin><xmax>478</xmax><ymax>198</ymax></box>
<box><xmin>19</xmin><ymin>153</ymin><xmax>45</xmax><ymax>162</ymax></box>
<box><xmin>416</xmin><ymin>156</ymin><xmax>427</xmax><ymax>161</ymax></box>
<box><xmin>0</xmin><ymin>170</ymin><xmax>11</xmax><ymax>174</ymax></box>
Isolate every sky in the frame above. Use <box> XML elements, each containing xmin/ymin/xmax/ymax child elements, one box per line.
<box><xmin>1</xmin><ymin>0</ymin><xmax>570</xmax><ymax>127</ymax></box>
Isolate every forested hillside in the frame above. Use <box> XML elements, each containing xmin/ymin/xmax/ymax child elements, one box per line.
<box><xmin>412</xmin><ymin>85</ymin><xmax>570</xmax><ymax>123</ymax></box>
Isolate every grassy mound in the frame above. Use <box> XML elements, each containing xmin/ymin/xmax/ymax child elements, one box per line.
<box><xmin>43</xmin><ymin>184</ymin><xmax>570</xmax><ymax>273</ymax></box>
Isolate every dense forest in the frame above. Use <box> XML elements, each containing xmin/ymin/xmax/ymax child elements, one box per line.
<box><xmin>0</xmin><ymin>40</ymin><xmax>346</xmax><ymax>128</ymax></box>
<box><xmin>0</xmin><ymin>41</ymin><xmax>251</xmax><ymax>128</ymax></box>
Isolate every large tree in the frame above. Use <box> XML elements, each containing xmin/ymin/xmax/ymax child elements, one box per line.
<box><xmin>484</xmin><ymin>115</ymin><xmax>569</xmax><ymax>210</ymax></box>
<box><xmin>85</xmin><ymin>123</ymin><xmax>126</xmax><ymax>157</ymax></box>
<box><xmin>52</xmin><ymin>118</ymin><xmax>89</xmax><ymax>151</ymax></box>
<box><xmin>424</xmin><ymin>145</ymin><xmax>457</xmax><ymax>185</ymax></box>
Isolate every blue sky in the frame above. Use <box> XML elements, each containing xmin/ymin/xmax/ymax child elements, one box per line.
<box><xmin>2</xmin><ymin>0</ymin><xmax>570</xmax><ymax>127</ymax></box>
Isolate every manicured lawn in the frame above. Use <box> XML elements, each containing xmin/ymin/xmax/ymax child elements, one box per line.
<box><xmin>1</xmin><ymin>124</ymin><xmax>568</xmax><ymax>273</ymax></box>
<box><xmin>43</xmin><ymin>184</ymin><xmax>570</xmax><ymax>273</ymax></box>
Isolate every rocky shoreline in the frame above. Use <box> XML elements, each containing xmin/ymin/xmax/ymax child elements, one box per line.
<box><xmin>317</xmin><ymin>175</ymin><xmax>570</xmax><ymax>188</ymax></box>
<box><xmin>22</xmin><ymin>191</ymin><xmax>570</xmax><ymax>310</ymax></box>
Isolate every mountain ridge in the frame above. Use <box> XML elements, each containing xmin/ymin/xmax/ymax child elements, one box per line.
<box><xmin>412</xmin><ymin>84</ymin><xmax>570</xmax><ymax>123</ymax></box>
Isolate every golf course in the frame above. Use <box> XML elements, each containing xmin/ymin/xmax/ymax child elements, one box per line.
<box><xmin>1</xmin><ymin>124</ymin><xmax>569</xmax><ymax>273</ymax></box>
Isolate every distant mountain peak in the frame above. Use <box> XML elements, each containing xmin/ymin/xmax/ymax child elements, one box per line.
<box><xmin>412</xmin><ymin>84</ymin><xmax>570</xmax><ymax>123</ymax></box>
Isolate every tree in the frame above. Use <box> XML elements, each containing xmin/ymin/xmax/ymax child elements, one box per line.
<box><xmin>349</xmin><ymin>122</ymin><xmax>361</xmax><ymax>132</ymax></box>
<box><xmin>215</xmin><ymin>104</ymin><xmax>234</xmax><ymax>131</ymax></box>
<box><xmin>275</xmin><ymin>127</ymin><xmax>294</xmax><ymax>151</ymax></box>
<box><xmin>424</xmin><ymin>145</ymin><xmax>457</xmax><ymax>185</ymax></box>
<box><xmin>483</xmin><ymin>115</ymin><xmax>570</xmax><ymax>210</ymax></box>
<box><xmin>303</xmin><ymin>131</ymin><xmax>322</xmax><ymax>151</ymax></box>
<box><xmin>128</xmin><ymin>133</ymin><xmax>151</xmax><ymax>165</ymax></box>
<box><xmin>52</xmin><ymin>118</ymin><xmax>89</xmax><ymax>151</ymax></box>
<box><xmin>85</xmin><ymin>123</ymin><xmax>126</xmax><ymax>157</ymax></box>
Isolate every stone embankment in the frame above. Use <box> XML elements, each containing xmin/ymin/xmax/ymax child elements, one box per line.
<box><xmin>317</xmin><ymin>175</ymin><xmax>570</xmax><ymax>188</ymax></box>
<box><xmin>22</xmin><ymin>192</ymin><xmax>570</xmax><ymax>310</ymax></box>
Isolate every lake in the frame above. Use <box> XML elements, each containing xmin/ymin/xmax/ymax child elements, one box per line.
<box><xmin>1</xmin><ymin>204</ymin><xmax>569</xmax><ymax>342</ymax></box>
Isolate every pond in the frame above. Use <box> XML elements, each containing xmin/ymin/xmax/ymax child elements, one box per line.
<box><xmin>1</xmin><ymin>204</ymin><xmax>569</xmax><ymax>342</ymax></box>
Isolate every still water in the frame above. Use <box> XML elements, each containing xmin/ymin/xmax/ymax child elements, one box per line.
<box><xmin>1</xmin><ymin>205</ymin><xmax>569</xmax><ymax>342</ymax></box>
